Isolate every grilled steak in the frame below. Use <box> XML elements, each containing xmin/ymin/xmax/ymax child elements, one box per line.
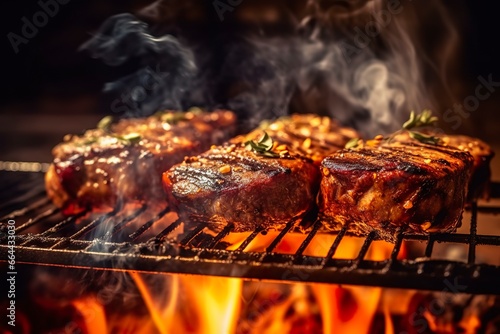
<box><xmin>255</xmin><ymin>114</ymin><xmax>360</xmax><ymax>164</ymax></box>
<box><xmin>163</xmin><ymin>114</ymin><xmax>358</xmax><ymax>231</ymax></box>
<box><xmin>163</xmin><ymin>141</ymin><xmax>320</xmax><ymax>232</ymax></box>
<box><xmin>318</xmin><ymin>139</ymin><xmax>474</xmax><ymax>242</ymax></box>
<box><xmin>45</xmin><ymin>109</ymin><xmax>236</xmax><ymax>215</ymax></box>
<box><xmin>393</xmin><ymin>132</ymin><xmax>494</xmax><ymax>201</ymax></box>
<box><xmin>441</xmin><ymin>135</ymin><xmax>494</xmax><ymax>200</ymax></box>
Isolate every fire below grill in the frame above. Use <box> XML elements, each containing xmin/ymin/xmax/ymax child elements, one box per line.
<box><xmin>1</xmin><ymin>165</ymin><xmax>500</xmax><ymax>294</ymax></box>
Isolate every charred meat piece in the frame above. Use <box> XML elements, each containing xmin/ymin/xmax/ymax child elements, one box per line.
<box><xmin>318</xmin><ymin>139</ymin><xmax>474</xmax><ymax>242</ymax></box>
<box><xmin>46</xmin><ymin>109</ymin><xmax>236</xmax><ymax>215</ymax></box>
<box><xmin>393</xmin><ymin>132</ymin><xmax>494</xmax><ymax>201</ymax></box>
<box><xmin>248</xmin><ymin>114</ymin><xmax>360</xmax><ymax>164</ymax></box>
<box><xmin>163</xmin><ymin>114</ymin><xmax>357</xmax><ymax>231</ymax></box>
<box><xmin>440</xmin><ymin>135</ymin><xmax>494</xmax><ymax>200</ymax></box>
<box><xmin>163</xmin><ymin>138</ymin><xmax>321</xmax><ymax>232</ymax></box>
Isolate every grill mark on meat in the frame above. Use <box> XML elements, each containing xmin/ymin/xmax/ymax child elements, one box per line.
<box><xmin>319</xmin><ymin>138</ymin><xmax>475</xmax><ymax>243</ymax></box>
<box><xmin>46</xmin><ymin>110</ymin><xmax>237</xmax><ymax>215</ymax></box>
<box><xmin>200</xmin><ymin>152</ymin><xmax>290</xmax><ymax>174</ymax></box>
<box><xmin>164</xmin><ymin>114</ymin><xmax>358</xmax><ymax>232</ymax></box>
<box><xmin>392</xmin><ymin>132</ymin><xmax>494</xmax><ymax>200</ymax></box>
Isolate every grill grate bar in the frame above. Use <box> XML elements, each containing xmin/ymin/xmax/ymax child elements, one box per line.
<box><xmin>295</xmin><ymin>219</ymin><xmax>322</xmax><ymax>257</ymax></box>
<box><xmin>2</xmin><ymin>197</ymin><xmax>50</xmax><ymax>221</ymax></box>
<box><xmin>204</xmin><ymin>223</ymin><xmax>234</xmax><ymax>249</ymax></box>
<box><xmin>19</xmin><ymin>214</ymin><xmax>82</xmax><ymax>247</ymax></box>
<box><xmin>1</xmin><ymin>171</ymin><xmax>500</xmax><ymax>294</ymax></box>
<box><xmin>15</xmin><ymin>206</ymin><xmax>59</xmax><ymax>233</ymax></box>
<box><xmin>390</xmin><ymin>232</ymin><xmax>405</xmax><ymax>263</ymax></box>
<box><xmin>179</xmin><ymin>224</ymin><xmax>206</xmax><ymax>245</ymax></box>
<box><xmin>103</xmin><ymin>205</ymin><xmax>147</xmax><ymax>241</ymax></box>
<box><xmin>154</xmin><ymin>218</ymin><xmax>183</xmax><ymax>242</ymax></box>
<box><xmin>265</xmin><ymin>220</ymin><xmax>296</xmax><ymax>253</ymax></box>
<box><xmin>424</xmin><ymin>235</ymin><xmax>435</xmax><ymax>258</ymax></box>
<box><xmin>354</xmin><ymin>231</ymin><xmax>376</xmax><ymax>265</ymax></box>
<box><xmin>49</xmin><ymin>212</ymin><xmax>116</xmax><ymax>249</ymax></box>
<box><xmin>36</xmin><ymin>213</ymin><xmax>84</xmax><ymax>238</ymax></box>
<box><xmin>321</xmin><ymin>223</ymin><xmax>348</xmax><ymax>267</ymax></box>
<box><xmin>0</xmin><ymin>189</ymin><xmax>46</xmax><ymax>214</ymax></box>
<box><xmin>128</xmin><ymin>206</ymin><xmax>170</xmax><ymax>241</ymax></box>
<box><xmin>236</xmin><ymin>227</ymin><xmax>264</xmax><ymax>252</ymax></box>
<box><xmin>468</xmin><ymin>202</ymin><xmax>478</xmax><ymax>264</ymax></box>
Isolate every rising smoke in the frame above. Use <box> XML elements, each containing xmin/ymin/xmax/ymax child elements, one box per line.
<box><xmin>81</xmin><ymin>0</ymin><xmax>459</xmax><ymax>137</ymax></box>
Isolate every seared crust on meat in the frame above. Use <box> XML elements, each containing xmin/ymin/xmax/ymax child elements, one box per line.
<box><xmin>46</xmin><ymin>110</ymin><xmax>236</xmax><ymax>215</ymax></box>
<box><xmin>163</xmin><ymin>114</ymin><xmax>358</xmax><ymax>231</ymax></box>
<box><xmin>233</xmin><ymin>114</ymin><xmax>359</xmax><ymax>164</ymax></box>
<box><xmin>440</xmin><ymin>135</ymin><xmax>494</xmax><ymax>200</ymax></box>
<box><xmin>318</xmin><ymin>140</ymin><xmax>474</xmax><ymax>242</ymax></box>
<box><xmin>392</xmin><ymin>132</ymin><xmax>494</xmax><ymax>201</ymax></box>
<box><xmin>163</xmin><ymin>142</ymin><xmax>320</xmax><ymax>232</ymax></box>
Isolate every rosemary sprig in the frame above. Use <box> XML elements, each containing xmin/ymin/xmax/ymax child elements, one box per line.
<box><xmin>402</xmin><ymin>110</ymin><xmax>441</xmax><ymax>145</ymax></box>
<box><xmin>160</xmin><ymin>112</ymin><xmax>187</xmax><ymax>124</ymax></box>
<box><xmin>95</xmin><ymin>116</ymin><xmax>142</xmax><ymax>145</ymax></box>
<box><xmin>244</xmin><ymin>132</ymin><xmax>279</xmax><ymax>157</ymax></box>
<box><xmin>116</xmin><ymin>133</ymin><xmax>142</xmax><ymax>144</ymax></box>
<box><xmin>403</xmin><ymin>109</ymin><xmax>439</xmax><ymax>130</ymax></box>
<box><xmin>344</xmin><ymin>138</ymin><xmax>361</xmax><ymax>149</ymax></box>
<box><xmin>97</xmin><ymin>115</ymin><xmax>113</xmax><ymax>132</ymax></box>
<box><xmin>408</xmin><ymin>131</ymin><xmax>441</xmax><ymax>145</ymax></box>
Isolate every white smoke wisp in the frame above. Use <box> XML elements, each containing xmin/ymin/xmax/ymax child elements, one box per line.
<box><xmin>82</xmin><ymin>1</ymin><xmax>459</xmax><ymax>136</ymax></box>
<box><xmin>226</xmin><ymin>0</ymin><xmax>459</xmax><ymax>136</ymax></box>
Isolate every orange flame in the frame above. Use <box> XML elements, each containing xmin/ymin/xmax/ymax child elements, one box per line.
<box><xmin>129</xmin><ymin>271</ymin><xmax>179</xmax><ymax>334</ymax></box>
<box><xmin>71</xmin><ymin>296</ymin><xmax>108</xmax><ymax>333</ymax></box>
<box><xmin>178</xmin><ymin>275</ymin><xmax>242</xmax><ymax>334</ymax></box>
<box><xmin>66</xmin><ymin>232</ymin><xmax>407</xmax><ymax>333</ymax></box>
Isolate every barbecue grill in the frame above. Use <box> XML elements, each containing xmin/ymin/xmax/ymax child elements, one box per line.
<box><xmin>1</xmin><ymin>163</ymin><xmax>499</xmax><ymax>295</ymax></box>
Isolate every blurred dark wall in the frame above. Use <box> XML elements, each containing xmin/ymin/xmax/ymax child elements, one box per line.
<box><xmin>1</xmin><ymin>0</ymin><xmax>499</xmax><ymax>112</ymax></box>
<box><xmin>0</xmin><ymin>0</ymin><xmax>499</xmax><ymax>164</ymax></box>
<box><xmin>1</xmin><ymin>0</ymin><xmax>152</xmax><ymax>111</ymax></box>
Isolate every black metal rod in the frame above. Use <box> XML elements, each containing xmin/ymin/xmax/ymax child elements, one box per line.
<box><xmin>128</xmin><ymin>206</ymin><xmax>170</xmax><ymax>240</ymax></box>
<box><xmin>468</xmin><ymin>202</ymin><xmax>478</xmax><ymax>265</ymax></box>
<box><xmin>2</xmin><ymin>172</ymin><xmax>500</xmax><ymax>295</ymax></box>
<box><xmin>154</xmin><ymin>218</ymin><xmax>183</xmax><ymax>242</ymax></box>
<box><xmin>49</xmin><ymin>212</ymin><xmax>114</xmax><ymax>249</ymax></box>
<box><xmin>2</xmin><ymin>244</ymin><xmax>499</xmax><ymax>294</ymax></box>
<box><xmin>179</xmin><ymin>224</ymin><xmax>206</xmax><ymax>245</ymax></box>
<box><xmin>235</xmin><ymin>227</ymin><xmax>264</xmax><ymax>252</ymax></box>
<box><xmin>2</xmin><ymin>197</ymin><xmax>50</xmax><ymax>221</ymax></box>
<box><xmin>390</xmin><ymin>232</ymin><xmax>404</xmax><ymax>262</ymax></box>
<box><xmin>265</xmin><ymin>220</ymin><xmax>296</xmax><ymax>253</ymax></box>
<box><xmin>425</xmin><ymin>235</ymin><xmax>435</xmax><ymax>258</ymax></box>
<box><xmin>354</xmin><ymin>231</ymin><xmax>376</xmax><ymax>266</ymax></box>
<box><xmin>0</xmin><ymin>189</ymin><xmax>46</xmax><ymax>213</ymax></box>
<box><xmin>15</xmin><ymin>207</ymin><xmax>59</xmax><ymax>233</ymax></box>
<box><xmin>103</xmin><ymin>205</ymin><xmax>147</xmax><ymax>241</ymax></box>
<box><xmin>294</xmin><ymin>219</ymin><xmax>322</xmax><ymax>257</ymax></box>
<box><xmin>205</xmin><ymin>223</ymin><xmax>234</xmax><ymax>249</ymax></box>
<box><xmin>321</xmin><ymin>224</ymin><xmax>348</xmax><ymax>267</ymax></box>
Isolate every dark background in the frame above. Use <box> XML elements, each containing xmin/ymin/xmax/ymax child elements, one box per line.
<box><xmin>0</xmin><ymin>0</ymin><xmax>499</xmax><ymax>171</ymax></box>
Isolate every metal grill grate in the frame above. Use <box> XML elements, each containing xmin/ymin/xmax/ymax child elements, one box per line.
<box><xmin>1</xmin><ymin>168</ymin><xmax>500</xmax><ymax>294</ymax></box>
